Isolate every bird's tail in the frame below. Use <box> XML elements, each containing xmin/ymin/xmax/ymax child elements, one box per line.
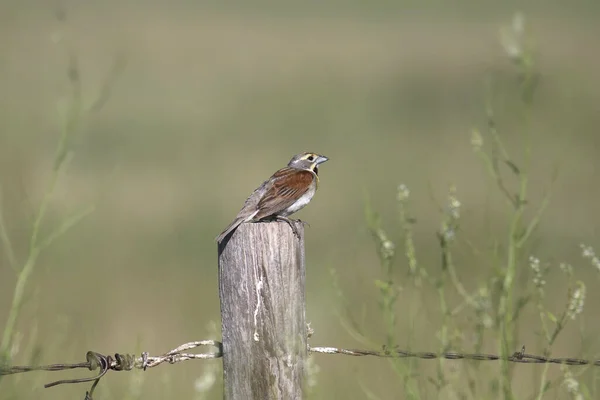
<box><xmin>216</xmin><ymin>211</ymin><xmax>258</xmax><ymax>243</ymax></box>
<box><xmin>215</xmin><ymin>217</ymin><xmax>244</xmax><ymax>243</ymax></box>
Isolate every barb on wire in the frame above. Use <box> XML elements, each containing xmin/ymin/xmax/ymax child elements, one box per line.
<box><xmin>309</xmin><ymin>344</ymin><xmax>600</xmax><ymax>367</ymax></box>
<box><xmin>0</xmin><ymin>340</ymin><xmax>222</xmax><ymax>399</ymax></box>
<box><xmin>3</xmin><ymin>339</ymin><xmax>599</xmax><ymax>399</ymax></box>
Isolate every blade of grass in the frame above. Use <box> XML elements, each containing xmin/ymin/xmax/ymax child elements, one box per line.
<box><xmin>0</xmin><ymin>186</ymin><xmax>18</xmax><ymax>272</ymax></box>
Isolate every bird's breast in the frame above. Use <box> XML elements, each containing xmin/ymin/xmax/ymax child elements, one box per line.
<box><xmin>281</xmin><ymin>180</ymin><xmax>317</xmax><ymax>216</ymax></box>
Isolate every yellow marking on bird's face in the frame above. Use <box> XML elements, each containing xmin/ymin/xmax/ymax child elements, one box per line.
<box><xmin>300</xmin><ymin>153</ymin><xmax>322</xmax><ymax>188</ymax></box>
<box><xmin>300</xmin><ymin>153</ymin><xmax>318</xmax><ymax>161</ymax></box>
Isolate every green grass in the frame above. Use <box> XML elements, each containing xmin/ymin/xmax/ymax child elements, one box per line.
<box><xmin>329</xmin><ymin>13</ymin><xmax>599</xmax><ymax>399</ymax></box>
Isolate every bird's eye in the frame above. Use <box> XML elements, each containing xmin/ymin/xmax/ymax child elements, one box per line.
<box><xmin>307</xmin><ymin>155</ymin><xmax>314</xmax><ymax>161</ymax></box>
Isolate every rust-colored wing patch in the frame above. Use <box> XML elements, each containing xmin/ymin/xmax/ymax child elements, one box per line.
<box><xmin>254</xmin><ymin>167</ymin><xmax>314</xmax><ymax>220</ymax></box>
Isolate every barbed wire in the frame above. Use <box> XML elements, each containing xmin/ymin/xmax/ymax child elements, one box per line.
<box><xmin>308</xmin><ymin>345</ymin><xmax>600</xmax><ymax>366</ymax></box>
<box><xmin>0</xmin><ymin>340</ymin><xmax>222</xmax><ymax>399</ymax></box>
<box><xmin>1</xmin><ymin>340</ymin><xmax>599</xmax><ymax>399</ymax></box>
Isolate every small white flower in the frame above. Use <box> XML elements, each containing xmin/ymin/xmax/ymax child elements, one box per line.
<box><xmin>476</xmin><ymin>287</ymin><xmax>492</xmax><ymax>310</ymax></box>
<box><xmin>194</xmin><ymin>372</ymin><xmax>217</xmax><ymax>394</ymax></box>
<box><xmin>442</xmin><ymin>226</ymin><xmax>456</xmax><ymax>243</ymax></box>
<box><xmin>439</xmin><ymin>187</ymin><xmax>461</xmax><ymax>243</ymax></box>
<box><xmin>562</xmin><ymin>368</ymin><xmax>584</xmax><ymax>400</ymax></box>
<box><xmin>471</xmin><ymin>129</ymin><xmax>483</xmax><ymax>152</ymax></box>
<box><xmin>580</xmin><ymin>243</ymin><xmax>600</xmax><ymax>272</ymax></box>
<box><xmin>500</xmin><ymin>11</ymin><xmax>526</xmax><ymax>62</ymax></box>
<box><xmin>381</xmin><ymin>236</ymin><xmax>395</xmax><ymax>260</ymax></box>
<box><xmin>482</xmin><ymin>314</ymin><xmax>493</xmax><ymax>329</ymax></box>
<box><xmin>445</xmin><ymin>187</ymin><xmax>461</xmax><ymax>221</ymax></box>
<box><xmin>529</xmin><ymin>256</ymin><xmax>546</xmax><ymax>289</ymax></box>
<box><xmin>512</xmin><ymin>12</ymin><xmax>525</xmax><ymax>35</ymax></box>
<box><xmin>566</xmin><ymin>283</ymin><xmax>585</xmax><ymax>320</ymax></box>
<box><xmin>564</xmin><ymin>377</ymin><xmax>579</xmax><ymax>393</ymax></box>
<box><xmin>397</xmin><ymin>184</ymin><xmax>410</xmax><ymax>202</ymax></box>
<box><xmin>449</xmin><ymin>198</ymin><xmax>461</xmax><ymax>219</ymax></box>
<box><xmin>559</xmin><ymin>262</ymin><xmax>573</xmax><ymax>276</ymax></box>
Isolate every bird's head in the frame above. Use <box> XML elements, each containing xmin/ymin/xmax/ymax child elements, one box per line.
<box><xmin>288</xmin><ymin>152</ymin><xmax>329</xmax><ymax>174</ymax></box>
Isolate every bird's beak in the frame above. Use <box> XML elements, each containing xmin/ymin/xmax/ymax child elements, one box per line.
<box><xmin>316</xmin><ymin>155</ymin><xmax>329</xmax><ymax>164</ymax></box>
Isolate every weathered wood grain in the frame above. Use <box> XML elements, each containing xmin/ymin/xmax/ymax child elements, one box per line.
<box><xmin>218</xmin><ymin>221</ymin><xmax>307</xmax><ymax>400</ymax></box>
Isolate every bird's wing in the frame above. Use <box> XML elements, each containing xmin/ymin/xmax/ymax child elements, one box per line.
<box><xmin>215</xmin><ymin>178</ymin><xmax>269</xmax><ymax>242</ymax></box>
<box><xmin>254</xmin><ymin>167</ymin><xmax>314</xmax><ymax>220</ymax></box>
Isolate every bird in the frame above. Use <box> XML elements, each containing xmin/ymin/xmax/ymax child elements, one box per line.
<box><xmin>216</xmin><ymin>152</ymin><xmax>329</xmax><ymax>243</ymax></box>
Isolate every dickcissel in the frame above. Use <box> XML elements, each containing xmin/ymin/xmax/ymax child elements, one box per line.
<box><xmin>216</xmin><ymin>152</ymin><xmax>329</xmax><ymax>242</ymax></box>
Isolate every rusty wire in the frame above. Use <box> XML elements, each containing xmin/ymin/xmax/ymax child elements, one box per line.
<box><xmin>308</xmin><ymin>344</ymin><xmax>600</xmax><ymax>366</ymax></box>
<box><xmin>1</xmin><ymin>340</ymin><xmax>222</xmax><ymax>399</ymax></box>
<box><xmin>2</xmin><ymin>339</ymin><xmax>599</xmax><ymax>399</ymax></box>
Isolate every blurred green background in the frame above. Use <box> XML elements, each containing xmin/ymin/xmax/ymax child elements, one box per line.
<box><xmin>1</xmin><ymin>1</ymin><xmax>599</xmax><ymax>399</ymax></box>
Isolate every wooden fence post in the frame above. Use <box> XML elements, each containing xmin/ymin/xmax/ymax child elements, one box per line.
<box><xmin>218</xmin><ymin>220</ymin><xmax>307</xmax><ymax>400</ymax></box>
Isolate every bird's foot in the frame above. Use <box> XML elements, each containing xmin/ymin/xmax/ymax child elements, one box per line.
<box><xmin>295</xmin><ymin>219</ymin><xmax>310</xmax><ymax>228</ymax></box>
<box><xmin>275</xmin><ymin>216</ymin><xmax>302</xmax><ymax>239</ymax></box>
